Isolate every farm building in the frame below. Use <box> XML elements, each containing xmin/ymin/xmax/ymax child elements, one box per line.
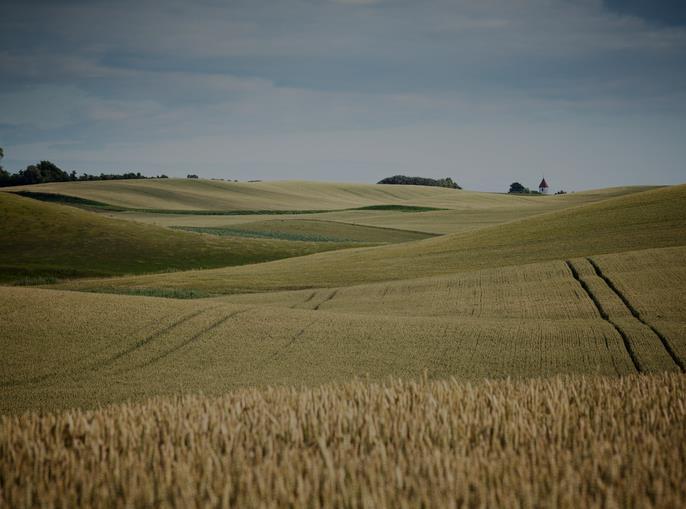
<box><xmin>539</xmin><ymin>178</ymin><xmax>549</xmax><ymax>194</ymax></box>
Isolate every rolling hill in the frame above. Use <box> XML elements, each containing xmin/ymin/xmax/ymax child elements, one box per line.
<box><xmin>59</xmin><ymin>184</ymin><xmax>686</xmax><ymax>295</ymax></box>
<box><xmin>6</xmin><ymin>178</ymin><xmax>653</xmax><ymax>213</ymax></box>
<box><xmin>2</xmin><ymin>180</ymin><xmax>684</xmax><ymax>416</ymax></box>
<box><xmin>0</xmin><ymin>192</ymin><xmax>372</xmax><ymax>284</ymax></box>
<box><xmin>2</xmin><ymin>245</ymin><xmax>683</xmax><ymax>414</ymax></box>
<box><xmin>2</xmin><ymin>175</ymin><xmax>685</xmax><ymax>509</ymax></box>
<box><xmin>6</xmin><ymin>179</ymin><xmax>470</xmax><ymax>211</ymax></box>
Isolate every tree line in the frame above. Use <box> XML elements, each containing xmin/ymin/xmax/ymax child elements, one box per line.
<box><xmin>0</xmin><ymin>150</ymin><xmax>166</xmax><ymax>187</ymax></box>
<box><xmin>377</xmin><ymin>175</ymin><xmax>461</xmax><ymax>189</ymax></box>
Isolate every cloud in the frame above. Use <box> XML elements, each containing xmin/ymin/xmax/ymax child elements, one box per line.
<box><xmin>1</xmin><ymin>0</ymin><xmax>685</xmax><ymax>189</ymax></box>
<box><xmin>603</xmin><ymin>0</ymin><xmax>686</xmax><ymax>27</ymax></box>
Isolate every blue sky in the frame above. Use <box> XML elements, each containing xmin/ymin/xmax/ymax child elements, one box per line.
<box><xmin>1</xmin><ymin>0</ymin><xmax>685</xmax><ymax>191</ymax></box>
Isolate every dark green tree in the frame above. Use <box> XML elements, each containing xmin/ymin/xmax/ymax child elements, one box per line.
<box><xmin>508</xmin><ymin>182</ymin><xmax>527</xmax><ymax>194</ymax></box>
<box><xmin>17</xmin><ymin>161</ymin><xmax>69</xmax><ymax>184</ymax></box>
<box><xmin>377</xmin><ymin>175</ymin><xmax>461</xmax><ymax>189</ymax></box>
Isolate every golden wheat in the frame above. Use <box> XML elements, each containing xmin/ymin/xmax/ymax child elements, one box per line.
<box><xmin>0</xmin><ymin>276</ymin><xmax>637</xmax><ymax>414</ymax></box>
<box><xmin>1</xmin><ymin>373</ymin><xmax>684</xmax><ymax>508</ymax></box>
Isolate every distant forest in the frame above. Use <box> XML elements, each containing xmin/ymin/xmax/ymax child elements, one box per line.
<box><xmin>0</xmin><ymin>159</ymin><xmax>166</xmax><ymax>187</ymax></box>
<box><xmin>377</xmin><ymin>175</ymin><xmax>461</xmax><ymax>189</ymax></box>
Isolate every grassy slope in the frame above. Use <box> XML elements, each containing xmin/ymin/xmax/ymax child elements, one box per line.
<box><xmin>5</xmin><ymin>178</ymin><xmax>653</xmax><ymax>213</ymax></box>
<box><xmin>13</xmin><ymin>181</ymin><xmax>652</xmax><ymax>244</ymax></box>
<box><xmin>62</xmin><ymin>184</ymin><xmax>686</xmax><ymax>294</ymax></box>
<box><xmin>6</xmin><ymin>179</ymin><xmax>471</xmax><ymax>210</ymax></box>
<box><xmin>296</xmin><ymin>186</ymin><xmax>660</xmax><ymax>234</ymax></box>
<box><xmin>110</xmin><ymin>199</ymin><xmax>645</xmax><ymax>236</ymax></box>
<box><xmin>0</xmin><ymin>192</ymin><xmax>369</xmax><ymax>283</ymax></box>
<box><xmin>4</xmin><ymin>245</ymin><xmax>685</xmax><ymax>413</ymax></box>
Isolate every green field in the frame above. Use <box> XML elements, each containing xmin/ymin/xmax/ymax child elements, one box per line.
<box><xmin>173</xmin><ymin>219</ymin><xmax>434</xmax><ymax>243</ymax></box>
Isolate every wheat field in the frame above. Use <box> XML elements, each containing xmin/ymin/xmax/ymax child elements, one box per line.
<box><xmin>2</xmin><ymin>180</ymin><xmax>685</xmax><ymax>507</ymax></box>
<box><xmin>4</xmin><ymin>245</ymin><xmax>684</xmax><ymax>414</ymax></box>
<box><xmin>1</xmin><ymin>373</ymin><xmax>684</xmax><ymax>508</ymax></box>
<box><xmin>57</xmin><ymin>184</ymin><xmax>686</xmax><ymax>295</ymax></box>
<box><xmin>81</xmin><ymin>183</ymin><xmax>653</xmax><ymax>236</ymax></box>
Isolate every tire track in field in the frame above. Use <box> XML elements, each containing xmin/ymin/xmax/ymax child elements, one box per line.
<box><xmin>290</xmin><ymin>291</ymin><xmax>317</xmax><ymax>309</ymax></box>
<box><xmin>0</xmin><ymin>311</ymin><xmax>188</xmax><ymax>387</ymax></box>
<box><xmin>313</xmin><ymin>290</ymin><xmax>337</xmax><ymax>310</ymax></box>
<box><xmin>601</xmin><ymin>329</ymin><xmax>622</xmax><ymax>376</ymax></box>
<box><xmin>259</xmin><ymin>319</ymin><xmax>320</xmax><ymax>366</ymax></box>
<box><xmin>115</xmin><ymin>309</ymin><xmax>249</xmax><ymax>374</ymax></box>
<box><xmin>88</xmin><ymin>312</ymin><xmax>177</xmax><ymax>360</ymax></box>
<box><xmin>565</xmin><ymin>260</ymin><xmax>642</xmax><ymax>373</ymax></box>
<box><xmin>92</xmin><ymin>309</ymin><xmax>208</xmax><ymax>371</ymax></box>
<box><xmin>587</xmin><ymin>258</ymin><xmax>685</xmax><ymax>373</ymax></box>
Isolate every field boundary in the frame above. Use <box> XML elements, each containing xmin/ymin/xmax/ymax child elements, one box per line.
<box><xmin>587</xmin><ymin>258</ymin><xmax>685</xmax><ymax>373</ymax></box>
<box><xmin>565</xmin><ymin>260</ymin><xmax>642</xmax><ymax>372</ymax></box>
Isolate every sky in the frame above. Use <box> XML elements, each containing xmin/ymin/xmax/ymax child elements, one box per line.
<box><xmin>1</xmin><ymin>0</ymin><xmax>685</xmax><ymax>192</ymax></box>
